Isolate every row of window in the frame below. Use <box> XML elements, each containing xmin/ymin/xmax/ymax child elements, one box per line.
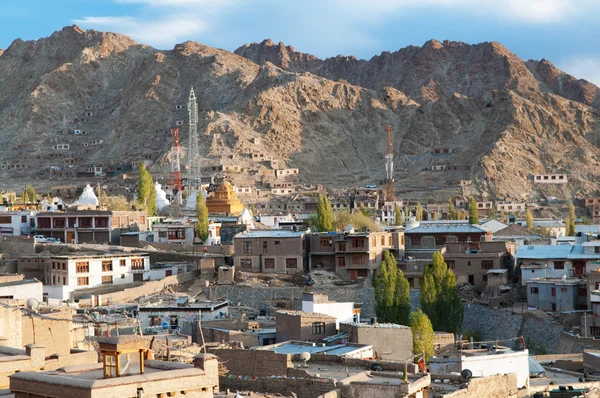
<box><xmin>239</xmin><ymin>258</ymin><xmax>298</xmax><ymax>270</ymax></box>
<box><xmin>530</xmin><ymin>287</ymin><xmax>587</xmax><ymax>296</ymax></box>
<box><xmin>37</xmin><ymin>217</ymin><xmax>108</xmax><ymax>229</ymax></box>
<box><xmin>75</xmin><ymin>259</ymin><xmax>141</xmax><ymax>273</ymax></box>
<box><xmin>410</xmin><ymin>236</ymin><xmax>481</xmax><ymax>246</ymax></box>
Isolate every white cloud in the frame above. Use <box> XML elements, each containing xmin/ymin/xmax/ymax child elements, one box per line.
<box><xmin>558</xmin><ymin>56</ymin><xmax>600</xmax><ymax>87</ymax></box>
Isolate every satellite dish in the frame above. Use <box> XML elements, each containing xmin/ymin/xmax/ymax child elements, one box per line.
<box><xmin>26</xmin><ymin>298</ymin><xmax>40</xmax><ymax>313</ymax></box>
<box><xmin>300</xmin><ymin>352</ymin><xmax>311</xmax><ymax>367</ymax></box>
<box><xmin>461</xmin><ymin>369</ymin><xmax>473</xmax><ymax>380</ymax></box>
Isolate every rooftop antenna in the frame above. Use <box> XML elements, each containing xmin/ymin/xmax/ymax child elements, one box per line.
<box><xmin>385</xmin><ymin>124</ymin><xmax>394</xmax><ymax>202</ymax></box>
<box><xmin>187</xmin><ymin>87</ymin><xmax>201</xmax><ymax>192</ymax></box>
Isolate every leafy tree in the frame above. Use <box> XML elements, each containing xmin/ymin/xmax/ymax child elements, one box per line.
<box><xmin>196</xmin><ymin>192</ymin><xmax>209</xmax><ymax>243</ymax></box>
<box><xmin>7</xmin><ymin>192</ymin><xmax>16</xmax><ymax>204</ymax></box>
<box><xmin>306</xmin><ymin>214</ymin><xmax>319</xmax><ymax>231</ymax></box>
<box><xmin>333</xmin><ymin>210</ymin><xmax>380</xmax><ymax>232</ymax></box>
<box><xmin>448</xmin><ymin>199</ymin><xmax>457</xmax><ymax>220</ymax></box>
<box><xmin>394</xmin><ymin>205</ymin><xmax>403</xmax><ymax>226</ymax></box>
<box><xmin>95</xmin><ymin>183</ymin><xmax>107</xmax><ymax>201</ymax></box>
<box><xmin>101</xmin><ymin>195</ymin><xmax>132</xmax><ymax>211</ymax></box>
<box><xmin>374</xmin><ymin>251</ymin><xmax>410</xmax><ymax>325</ymax></box>
<box><xmin>404</xmin><ymin>206</ymin><xmax>410</xmax><ymax>223</ymax></box>
<box><xmin>567</xmin><ymin>201</ymin><xmax>576</xmax><ymax>236</ymax></box>
<box><xmin>316</xmin><ymin>194</ymin><xmax>334</xmax><ymax>232</ymax></box>
<box><xmin>487</xmin><ymin>205</ymin><xmax>497</xmax><ymax>220</ymax></box>
<box><xmin>499</xmin><ymin>210</ymin><xmax>506</xmax><ymax>223</ymax></box>
<box><xmin>420</xmin><ymin>251</ymin><xmax>464</xmax><ymax>333</ymax></box>
<box><xmin>468</xmin><ymin>197</ymin><xmax>479</xmax><ymax>224</ymax></box>
<box><xmin>137</xmin><ymin>163</ymin><xmax>157</xmax><ymax>216</ymax></box>
<box><xmin>23</xmin><ymin>185</ymin><xmax>37</xmax><ymax>203</ymax></box>
<box><xmin>410</xmin><ymin>309</ymin><xmax>435</xmax><ymax>362</ymax></box>
<box><xmin>457</xmin><ymin>211</ymin><xmax>466</xmax><ymax>221</ymax></box>
<box><xmin>526</xmin><ymin>209</ymin><xmax>533</xmax><ymax>230</ymax></box>
<box><xmin>250</xmin><ymin>203</ymin><xmax>256</xmax><ymax>216</ymax></box>
<box><xmin>359</xmin><ymin>203</ymin><xmax>372</xmax><ymax>216</ymax></box>
<box><xmin>415</xmin><ymin>202</ymin><xmax>423</xmax><ymax>221</ymax></box>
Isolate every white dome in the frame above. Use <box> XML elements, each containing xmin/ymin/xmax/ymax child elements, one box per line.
<box><xmin>241</xmin><ymin>208</ymin><xmax>253</xmax><ymax>224</ymax></box>
<box><xmin>185</xmin><ymin>189</ymin><xmax>208</xmax><ymax>210</ymax></box>
<box><xmin>78</xmin><ymin>184</ymin><xmax>99</xmax><ymax>206</ymax></box>
<box><xmin>155</xmin><ymin>182</ymin><xmax>170</xmax><ymax>211</ymax></box>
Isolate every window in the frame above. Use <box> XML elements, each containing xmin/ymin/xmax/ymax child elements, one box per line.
<box><xmin>312</xmin><ymin>322</ymin><xmax>325</xmax><ymax>334</ymax></box>
<box><xmin>0</xmin><ymin>216</ymin><xmax>11</xmax><ymax>224</ymax></box>
<box><xmin>285</xmin><ymin>258</ymin><xmax>298</xmax><ymax>269</ymax></box>
<box><xmin>242</xmin><ymin>241</ymin><xmax>252</xmax><ymax>254</ymax></box>
<box><xmin>79</xmin><ymin>217</ymin><xmax>92</xmax><ymax>228</ymax></box>
<box><xmin>102</xmin><ymin>260</ymin><xmax>113</xmax><ymax>272</ymax></box>
<box><xmin>131</xmin><ymin>258</ymin><xmax>144</xmax><ymax>270</ymax></box>
<box><xmin>263</xmin><ymin>241</ymin><xmax>268</xmax><ymax>252</ymax></box>
<box><xmin>95</xmin><ymin>217</ymin><xmax>109</xmax><ymax>228</ymax></box>
<box><xmin>551</xmin><ymin>288</ymin><xmax>556</xmax><ymax>297</ymax></box>
<box><xmin>77</xmin><ymin>277</ymin><xmax>89</xmax><ymax>286</ymax></box>
<box><xmin>481</xmin><ymin>261</ymin><xmax>494</xmax><ymax>270</ymax></box>
<box><xmin>120</xmin><ymin>259</ymin><xmax>126</xmax><ymax>267</ymax></box>
<box><xmin>579</xmin><ymin>288</ymin><xmax>587</xmax><ymax>297</ymax></box>
<box><xmin>371</xmin><ymin>238</ymin><xmax>376</xmax><ymax>247</ymax></box>
<box><xmin>338</xmin><ymin>257</ymin><xmax>346</xmax><ymax>268</ymax></box>
<box><xmin>274</xmin><ymin>240</ymin><xmax>280</xmax><ymax>245</ymax></box>
<box><xmin>554</xmin><ymin>261</ymin><xmax>565</xmax><ymax>270</ymax></box>
<box><xmin>352</xmin><ymin>239</ymin><xmax>365</xmax><ymax>248</ymax></box>
<box><xmin>435</xmin><ymin>236</ymin><xmax>446</xmax><ymax>246</ymax></box>
<box><xmin>159</xmin><ymin>231</ymin><xmax>167</xmax><ymax>238</ymax></box>
<box><xmin>591</xmin><ymin>326</ymin><xmax>600</xmax><ymax>336</ymax></box>
<box><xmin>530</xmin><ymin>287</ymin><xmax>539</xmax><ymax>294</ymax></box>
<box><xmin>596</xmin><ymin>246</ymin><xmax>600</xmax><ymax>254</ymax></box>
<box><xmin>320</xmin><ymin>237</ymin><xmax>332</xmax><ymax>247</ymax></box>
<box><xmin>149</xmin><ymin>316</ymin><xmax>161</xmax><ymax>327</ymax></box>
<box><xmin>21</xmin><ymin>215</ymin><xmax>27</xmax><ymax>223</ymax></box>
<box><xmin>76</xmin><ymin>262</ymin><xmax>89</xmax><ymax>273</ymax></box>
<box><xmin>381</xmin><ymin>236</ymin><xmax>385</xmax><ymax>246</ymax></box>
<box><xmin>410</xmin><ymin>237</ymin><xmax>421</xmax><ymax>246</ymax></box>
<box><xmin>482</xmin><ymin>275</ymin><xmax>488</xmax><ymax>282</ymax></box>
<box><xmin>338</xmin><ymin>242</ymin><xmax>346</xmax><ymax>251</ymax></box>
<box><xmin>352</xmin><ymin>254</ymin><xmax>366</xmax><ymax>265</ymax></box>
<box><xmin>467</xmin><ymin>261</ymin><xmax>471</xmax><ymax>267</ymax></box>
<box><xmin>168</xmin><ymin>228</ymin><xmax>186</xmax><ymax>240</ymax></box>
<box><xmin>389</xmin><ymin>237</ymin><xmax>392</xmax><ymax>246</ymax></box>
<box><xmin>446</xmin><ymin>261</ymin><xmax>455</xmax><ymax>270</ymax></box>
<box><xmin>102</xmin><ymin>275</ymin><xmax>113</xmax><ymax>284</ymax></box>
<box><xmin>561</xmin><ymin>288</ymin><xmax>568</xmax><ymax>293</ymax></box>
<box><xmin>240</xmin><ymin>258</ymin><xmax>252</xmax><ymax>270</ymax></box>
<box><xmin>264</xmin><ymin>258</ymin><xmax>275</xmax><ymax>269</ymax></box>
<box><xmin>121</xmin><ymin>274</ymin><xmax>125</xmax><ymax>279</ymax></box>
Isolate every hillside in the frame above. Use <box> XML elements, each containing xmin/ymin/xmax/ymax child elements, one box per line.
<box><xmin>0</xmin><ymin>26</ymin><xmax>598</xmax><ymax>201</ymax></box>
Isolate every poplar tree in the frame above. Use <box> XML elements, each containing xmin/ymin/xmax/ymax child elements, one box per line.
<box><xmin>448</xmin><ymin>199</ymin><xmax>457</xmax><ymax>220</ymax></box>
<box><xmin>526</xmin><ymin>209</ymin><xmax>534</xmax><ymax>230</ymax></box>
<box><xmin>374</xmin><ymin>251</ymin><xmax>410</xmax><ymax>325</ymax></box>
<box><xmin>415</xmin><ymin>202</ymin><xmax>423</xmax><ymax>221</ymax></box>
<box><xmin>137</xmin><ymin>163</ymin><xmax>157</xmax><ymax>216</ymax></box>
<box><xmin>468</xmin><ymin>197</ymin><xmax>479</xmax><ymax>224</ymax></box>
<box><xmin>316</xmin><ymin>194</ymin><xmax>333</xmax><ymax>232</ymax></box>
<box><xmin>410</xmin><ymin>309</ymin><xmax>435</xmax><ymax>361</ymax></box>
<box><xmin>23</xmin><ymin>185</ymin><xmax>37</xmax><ymax>203</ymax></box>
<box><xmin>567</xmin><ymin>201</ymin><xmax>576</xmax><ymax>236</ymax></box>
<box><xmin>394</xmin><ymin>205</ymin><xmax>403</xmax><ymax>226</ymax></box>
<box><xmin>196</xmin><ymin>192</ymin><xmax>209</xmax><ymax>243</ymax></box>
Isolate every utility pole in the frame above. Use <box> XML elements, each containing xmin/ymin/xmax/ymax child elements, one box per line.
<box><xmin>385</xmin><ymin>124</ymin><xmax>394</xmax><ymax>202</ymax></box>
<box><xmin>169</xmin><ymin>128</ymin><xmax>183</xmax><ymax>218</ymax></box>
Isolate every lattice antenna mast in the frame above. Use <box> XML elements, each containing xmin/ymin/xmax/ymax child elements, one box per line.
<box><xmin>187</xmin><ymin>87</ymin><xmax>201</xmax><ymax>191</ymax></box>
<box><xmin>170</xmin><ymin>128</ymin><xmax>183</xmax><ymax>217</ymax></box>
<box><xmin>385</xmin><ymin>124</ymin><xmax>394</xmax><ymax>201</ymax></box>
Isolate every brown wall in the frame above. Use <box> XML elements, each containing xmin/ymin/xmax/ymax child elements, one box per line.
<box><xmin>340</xmin><ymin>324</ymin><xmax>413</xmax><ymax>361</ymax></box>
<box><xmin>211</xmin><ymin>348</ymin><xmax>291</xmax><ymax>377</ymax></box>
<box><xmin>276</xmin><ymin>312</ymin><xmax>337</xmax><ymax>342</ymax></box>
<box><xmin>21</xmin><ymin>312</ymin><xmax>72</xmax><ymax>356</ymax></box>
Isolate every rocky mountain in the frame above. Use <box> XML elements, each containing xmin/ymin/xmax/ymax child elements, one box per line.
<box><xmin>0</xmin><ymin>26</ymin><xmax>599</xmax><ymax>201</ymax></box>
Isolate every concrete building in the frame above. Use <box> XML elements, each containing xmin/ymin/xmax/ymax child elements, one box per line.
<box><xmin>0</xmin><ymin>211</ymin><xmax>35</xmax><ymax>236</ymax></box>
<box><xmin>380</xmin><ymin>200</ymin><xmax>404</xmax><ymax>225</ymax></box>
<box><xmin>258</xmin><ymin>340</ymin><xmax>374</xmax><ymax>359</ymax></box>
<box><xmin>137</xmin><ymin>299</ymin><xmax>229</xmax><ymax>334</ymax></box>
<box><xmin>9</xmin><ymin>336</ymin><xmax>220</xmax><ymax>398</ymax></box>
<box><xmin>275</xmin><ymin>310</ymin><xmax>337</xmax><ymax>342</ymax></box>
<box><xmin>532</xmin><ymin>173</ymin><xmax>568</xmax><ymax>184</ymax></box>
<box><xmin>301</xmin><ymin>292</ymin><xmax>357</xmax><ymax>328</ymax></box>
<box><xmin>201</xmin><ymin>318</ymin><xmax>276</xmax><ymax>347</ymax></box>
<box><xmin>340</xmin><ymin>322</ymin><xmax>413</xmax><ymax>361</ymax></box>
<box><xmin>152</xmin><ymin>222</ymin><xmax>196</xmax><ymax>244</ymax></box>
<box><xmin>18</xmin><ymin>253</ymin><xmax>151</xmax><ymax>301</ymax></box>
<box><xmin>496</xmin><ymin>202</ymin><xmax>526</xmax><ymax>213</ymax></box>
<box><xmin>233</xmin><ymin>230</ymin><xmax>305</xmax><ymax>274</ymax></box>
<box><xmin>404</xmin><ymin>219</ymin><xmax>491</xmax><ymax>259</ymax></box>
<box><xmin>444</xmin><ymin>241</ymin><xmax>517</xmax><ymax>288</ymax></box>
<box><xmin>527</xmin><ymin>277</ymin><xmax>587</xmax><ymax>311</ymax></box>
<box><xmin>334</xmin><ymin>229</ymin><xmax>394</xmax><ymax>280</ymax></box>
<box><xmin>430</xmin><ymin>344</ymin><xmax>529</xmax><ymax>389</ymax></box>
<box><xmin>0</xmin><ymin>278</ymin><xmax>43</xmax><ymax>301</ymax></box>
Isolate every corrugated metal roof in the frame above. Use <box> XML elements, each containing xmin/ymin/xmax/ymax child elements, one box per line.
<box><xmin>516</xmin><ymin>245</ymin><xmax>572</xmax><ymax>259</ymax></box>
<box><xmin>405</xmin><ymin>224</ymin><xmax>487</xmax><ymax>234</ymax></box>
<box><xmin>478</xmin><ymin>220</ymin><xmax>508</xmax><ymax>233</ymax></box>
<box><xmin>576</xmin><ymin>225</ymin><xmax>600</xmax><ymax>234</ymax></box>
<box><xmin>234</xmin><ymin>230</ymin><xmax>304</xmax><ymax>239</ymax></box>
<box><xmin>529</xmin><ymin>356</ymin><xmax>545</xmax><ymax>377</ymax></box>
<box><xmin>568</xmin><ymin>245</ymin><xmax>600</xmax><ymax>259</ymax></box>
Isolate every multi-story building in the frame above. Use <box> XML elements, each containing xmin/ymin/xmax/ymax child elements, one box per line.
<box><xmin>0</xmin><ymin>211</ymin><xmax>35</xmax><ymax>236</ymax></box>
<box><xmin>334</xmin><ymin>230</ymin><xmax>393</xmax><ymax>280</ymax></box>
<box><xmin>379</xmin><ymin>200</ymin><xmax>404</xmax><ymax>225</ymax></box>
<box><xmin>18</xmin><ymin>253</ymin><xmax>151</xmax><ymax>300</ymax></box>
<box><xmin>233</xmin><ymin>230</ymin><xmax>306</xmax><ymax>274</ymax></box>
<box><xmin>443</xmin><ymin>241</ymin><xmax>517</xmax><ymax>288</ymax></box>
<box><xmin>275</xmin><ymin>310</ymin><xmax>337</xmax><ymax>342</ymax></box>
<box><xmin>527</xmin><ymin>277</ymin><xmax>587</xmax><ymax>311</ymax></box>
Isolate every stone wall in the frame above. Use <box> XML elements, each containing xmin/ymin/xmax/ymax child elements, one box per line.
<box><xmin>220</xmin><ymin>375</ymin><xmax>337</xmax><ymax>398</ymax></box>
<box><xmin>21</xmin><ymin>312</ymin><xmax>72</xmax><ymax>356</ymax></box>
<box><xmin>0</xmin><ymin>303</ymin><xmax>22</xmax><ymax>348</ymax></box>
<box><xmin>441</xmin><ymin>374</ymin><xmax>518</xmax><ymax>398</ymax></box>
<box><xmin>0</xmin><ymin>237</ymin><xmax>35</xmax><ymax>259</ymax></box>
<box><xmin>211</xmin><ymin>348</ymin><xmax>291</xmax><ymax>377</ymax></box>
<box><xmin>0</xmin><ymin>274</ymin><xmax>24</xmax><ymax>284</ymax></box>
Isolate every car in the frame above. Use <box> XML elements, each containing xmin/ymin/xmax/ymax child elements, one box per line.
<box><xmin>46</xmin><ymin>237</ymin><xmax>62</xmax><ymax>244</ymax></box>
<box><xmin>33</xmin><ymin>235</ymin><xmax>47</xmax><ymax>243</ymax></box>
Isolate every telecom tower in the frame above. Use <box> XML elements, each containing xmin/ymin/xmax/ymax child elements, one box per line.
<box><xmin>187</xmin><ymin>87</ymin><xmax>202</xmax><ymax>191</ymax></box>
<box><xmin>385</xmin><ymin>124</ymin><xmax>394</xmax><ymax>201</ymax></box>
<box><xmin>169</xmin><ymin>128</ymin><xmax>183</xmax><ymax>216</ymax></box>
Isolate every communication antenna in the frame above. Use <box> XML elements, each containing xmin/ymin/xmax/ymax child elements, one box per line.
<box><xmin>385</xmin><ymin>124</ymin><xmax>394</xmax><ymax>201</ymax></box>
<box><xmin>187</xmin><ymin>87</ymin><xmax>201</xmax><ymax>192</ymax></box>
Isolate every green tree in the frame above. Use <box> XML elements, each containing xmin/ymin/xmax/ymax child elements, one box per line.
<box><xmin>487</xmin><ymin>205</ymin><xmax>497</xmax><ymax>220</ymax></box>
<box><xmin>250</xmin><ymin>203</ymin><xmax>256</xmax><ymax>216</ymax></box>
<box><xmin>359</xmin><ymin>203</ymin><xmax>372</xmax><ymax>216</ymax></box>
<box><xmin>567</xmin><ymin>201</ymin><xmax>576</xmax><ymax>236</ymax></box>
<box><xmin>410</xmin><ymin>309</ymin><xmax>435</xmax><ymax>362</ymax></box>
<box><xmin>499</xmin><ymin>209</ymin><xmax>506</xmax><ymax>223</ymax></box>
<box><xmin>306</xmin><ymin>214</ymin><xmax>319</xmax><ymax>231</ymax></box>
<box><xmin>196</xmin><ymin>192</ymin><xmax>209</xmax><ymax>243</ymax></box>
<box><xmin>526</xmin><ymin>209</ymin><xmax>533</xmax><ymax>230</ymax></box>
<box><xmin>447</xmin><ymin>199</ymin><xmax>457</xmax><ymax>220</ymax></box>
<box><xmin>23</xmin><ymin>185</ymin><xmax>37</xmax><ymax>203</ymax></box>
<box><xmin>333</xmin><ymin>210</ymin><xmax>380</xmax><ymax>233</ymax></box>
<box><xmin>316</xmin><ymin>194</ymin><xmax>334</xmax><ymax>232</ymax></box>
<box><xmin>394</xmin><ymin>205</ymin><xmax>403</xmax><ymax>226</ymax></box>
<box><xmin>101</xmin><ymin>195</ymin><xmax>132</xmax><ymax>211</ymax></box>
<box><xmin>415</xmin><ymin>202</ymin><xmax>423</xmax><ymax>221</ymax></box>
<box><xmin>374</xmin><ymin>251</ymin><xmax>410</xmax><ymax>325</ymax></box>
<box><xmin>468</xmin><ymin>197</ymin><xmax>479</xmax><ymax>224</ymax></box>
<box><xmin>420</xmin><ymin>251</ymin><xmax>464</xmax><ymax>333</ymax></box>
<box><xmin>95</xmin><ymin>183</ymin><xmax>107</xmax><ymax>201</ymax></box>
<box><xmin>7</xmin><ymin>192</ymin><xmax>16</xmax><ymax>205</ymax></box>
<box><xmin>404</xmin><ymin>206</ymin><xmax>410</xmax><ymax>223</ymax></box>
<box><xmin>137</xmin><ymin>163</ymin><xmax>157</xmax><ymax>216</ymax></box>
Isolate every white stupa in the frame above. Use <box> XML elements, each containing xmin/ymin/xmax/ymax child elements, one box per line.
<box><xmin>240</xmin><ymin>208</ymin><xmax>255</xmax><ymax>229</ymax></box>
<box><xmin>77</xmin><ymin>184</ymin><xmax>99</xmax><ymax>206</ymax></box>
<box><xmin>185</xmin><ymin>189</ymin><xmax>208</xmax><ymax>210</ymax></box>
<box><xmin>155</xmin><ymin>182</ymin><xmax>170</xmax><ymax>211</ymax></box>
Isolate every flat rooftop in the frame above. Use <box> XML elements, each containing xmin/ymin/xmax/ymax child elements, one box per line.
<box><xmin>235</xmin><ymin>230</ymin><xmax>304</xmax><ymax>239</ymax></box>
<box><xmin>260</xmin><ymin>341</ymin><xmax>371</xmax><ymax>356</ymax></box>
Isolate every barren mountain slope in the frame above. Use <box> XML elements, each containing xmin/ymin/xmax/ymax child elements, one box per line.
<box><xmin>0</xmin><ymin>26</ymin><xmax>598</xmax><ymax>200</ymax></box>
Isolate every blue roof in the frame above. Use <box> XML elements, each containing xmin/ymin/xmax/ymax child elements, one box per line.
<box><xmin>568</xmin><ymin>245</ymin><xmax>600</xmax><ymax>260</ymax></box>
<box><xmin>267</xmin><ymin>343</ymin><xmax>333</xmax><ymax>355</ymax></box>
<box><xmin>516</xmin><ymin>245</ymin><xmax>572</xmax><ymax>259</ymax></box>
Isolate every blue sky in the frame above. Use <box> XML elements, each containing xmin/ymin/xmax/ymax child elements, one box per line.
<box><xmin>2</xmin><ymin>0</ymin><xmax>600</xmax><ymax>84</ymax></box>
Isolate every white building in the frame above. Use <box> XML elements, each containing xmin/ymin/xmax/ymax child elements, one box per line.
<box><xmin>380</xmin><ymin>201</ymin><xmax>404</xmax><ymax>225</ymax></box>
<box><xmin>532</xmin><ymin>174</ymin><xmax>568</xmax><ymax>184</ymax></box>
<box><xmin>0</xmin><ymin>211</ymin><xmax>35</xmax><ymax>236</ymax></box>
<box><xmin>301</xmin><ymin>292</ymin><xmax>357</xmax><ymax>329</ymax></box>
<box><xmin>152</xmin><ymin>223</ymin><xmax>195</xmax><ymax>244</ymax></box>
<box><xmin>430</xmin><ymin>346</ymin><xmax>529</xmax><ymax>389</ymax></box>
<box><xmin>137</xmin><ymin>299</ymin><xmax>229</xmax><ymax>333</ymax></box>
<box><xmin>41</xmin><ymin>253</ymin><xmax>151</xmax><ymax>300</ymax></box>
<box><xmin>260</xmin><ymin>214</ymin><xmax>296</xmax><ymax>228</ymax></box>
<box><xmin>0</xmin><ymin>278</ymin><xmax>43</xmax><ymax>302</ymax></box>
